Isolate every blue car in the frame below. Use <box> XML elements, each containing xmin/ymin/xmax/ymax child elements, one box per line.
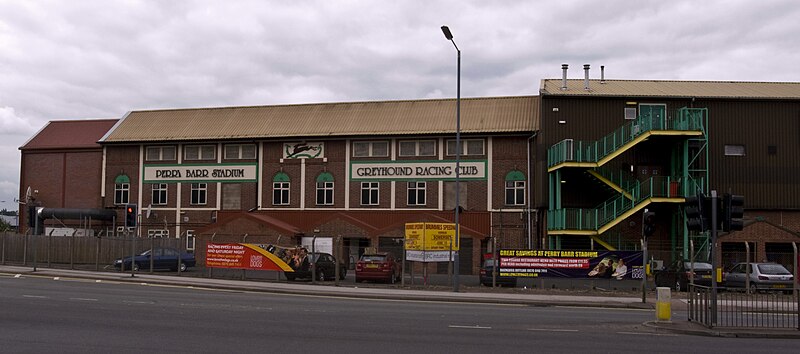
<box><xmin>114</xmin><ymin>247</ymin><xmax>196</xmax><ymax>272</ymax></box>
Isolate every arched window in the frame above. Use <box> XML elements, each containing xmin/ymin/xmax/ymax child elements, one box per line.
<box><xmin>273</xmin><ymin>172</ymin><xmax>290</xmax><ymax>205</ymax></box>
<box><xmin>114</xmin><ymin>175</ymin><xmax>130</xmax><ymax>205</ymax></box>
<box><xmin>316</xmin><ymin>172</ymin><xmax>334</xmax><ymax>205</ymax></box>
<box><xmin>505</xmin><ymin>170</ymin><xmax>525</xmax><ymax>206</ymax></box>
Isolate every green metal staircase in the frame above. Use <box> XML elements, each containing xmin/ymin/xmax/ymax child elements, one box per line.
<box><xmin>546</xmin><ymin>107</ymin><xmax>708</xmax><ymax>250</ymax></box>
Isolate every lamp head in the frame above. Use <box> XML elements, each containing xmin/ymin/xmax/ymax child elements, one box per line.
<box><xmin>441</xmin><ymin>26</ymin><xmax>453</xmax><ymax>40</ymax></box>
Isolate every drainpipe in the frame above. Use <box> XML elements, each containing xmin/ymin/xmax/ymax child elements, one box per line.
<box><xmin>527</xmin><ymin>131</ymin><xmax>538</xmax><ymax>249</ymax></box>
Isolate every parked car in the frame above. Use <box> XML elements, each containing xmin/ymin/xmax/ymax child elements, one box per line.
<box><xmin>479</xmin><ymin>259</ymin><xmax>517</xmax><ymax>287</ymax></box>
<box><xmin>724</xmin><ymin>262</ymin><xmax>794</xmax><ymax>292</ymax></box>
<box><xmin>654</xmin><ymin>260</ymin><xmax>713</xmax><ymax>291</ymax></box>
<box><xmin>285</xmin><ymin>252</ymin><xmax>347</xmax><ymax>281</ymax></box>
<box><xmin>113</xmin><ymin>247</ymin><xmax>196</xmax><ymax>272</ymax></box>
<box><xmin>355</xmin><ymin>252</ymin><xmax>401</xmax><ymax>283</ymax></box>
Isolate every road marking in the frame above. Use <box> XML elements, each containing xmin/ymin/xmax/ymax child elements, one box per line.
<box><xmin>554</xmin><ymin>306</ymin><xmax>650</xmax><ymax>312</ymax></box>
<box><xmin>449</xmin><ymin>325</ymin><xmax>492</xmax><ymax>330</ymax></box>
<box><xmin>70</xmin><ymin>298</ymin><xmax>98</xmax><ymax>302</ymax></box>
<box><xmin>527</xmin><ymin>328</ymin><xmax>579</xmax><ymax>332</ymax></box>
<box><xmin>617</xmin><ymin>331</ymin><xmax>679</xmax><ymax>337</ymax></box>
<box><xmin>123</xmin><ymin>300</ymin><xmax>155</xmax><ymax>305</ymax></box>
<box><xmin>23</xmin><ymin>295</ymin><xmax>47</xmax><ymax>299</ymax></box>
<box><xmin>15</xmin><ymin>274</ymin><xmax>22</xmax><ymax>278</ymax></box>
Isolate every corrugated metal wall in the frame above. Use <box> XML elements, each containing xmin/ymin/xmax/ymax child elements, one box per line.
<box><xmin>536</xmin><ymin>95</ymin><xmax>800</xmax><ymax>210</ymax></box>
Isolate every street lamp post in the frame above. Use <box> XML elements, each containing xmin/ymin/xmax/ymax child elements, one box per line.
<box><xmin>441</xmin><ymin>25</ymin><xmax>461</xmax><ymax>292</ymax></box>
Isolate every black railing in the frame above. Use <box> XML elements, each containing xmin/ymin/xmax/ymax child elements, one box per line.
<box><xmin>688</xmin><ymin>284</ymin><xmax>800</xmax><ymax>329</ymax></box>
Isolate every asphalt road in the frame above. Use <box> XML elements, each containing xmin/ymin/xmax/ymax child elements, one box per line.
<box><xmin>2</xmin><ymin>273</ymin><xmax>797</xmax><ymax>353</ymax></box>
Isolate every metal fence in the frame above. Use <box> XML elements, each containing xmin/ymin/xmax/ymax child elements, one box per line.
<box><xmin>688</xmin><ymin>285</ymin><xmax>800</xmax><ymax>329</ymax></box>
<box><xmin>1</xmin><ymin>231</ymin><xmax>185</xmax><ymax>272</ymax></box>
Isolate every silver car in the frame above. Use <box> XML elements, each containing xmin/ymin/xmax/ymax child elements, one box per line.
<box><xmin>724</xmin><ymin>262</ymin><xmax>794</xmax><ymax>292</ymax></box>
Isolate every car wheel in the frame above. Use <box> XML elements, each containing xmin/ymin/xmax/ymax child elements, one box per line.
<box><xmin>389</xmin><ymin>274</ymin><xmax>396</xmax><ymax>284</ymax></box>
<box><xmin>179</xmin><ymin>262</ymin><xmax>187</xmax><ymax>272</ymax></box>
<box><xmin>318</xmin><ymin>270</ymin><xmax>326</xmax><ymax>281</ymax></box>
<box><xmin>339</xmin><ymin>269</ymin><xmax>346</xmax><ymax>280</ymax></box>
<box><xmin>133</xmin><ymin>263</ymin><xmax>140</xmax><ymax>272</ymax></box>
<box><xmin>675</xmin><ymin>280</ymin><xmax>682</xmax><ymax>292</ymax></box>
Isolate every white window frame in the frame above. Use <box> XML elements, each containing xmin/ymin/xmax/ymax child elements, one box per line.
<box><xmin>190</xmin><ymin>183</ymin><xmax>207</xmax><ymax>205</ymax></box>
<box><xmin>145</xmin><ymin>146</ymin><xmax>176</xmax><ymax>161</ymax></box>
<box><xmin>272</xmin><ymin>182</ymin><xmax>290</xmax><ymax>205</ymax></box>
<box><xmin>360</xmin><ymin>182</ymin><xmax>380</xmax><ymax>206</ymax></box>
<box><xmin>114</xmin><ymin>183</ymin><xmax>129</xmax><ymax>205</ymax></box>
<box><xmin>447</xmin><ymin>139</ymin><xmax>485</xmax><ymax>156</ymax></box>
<box><xmin>407</xmin><ymin>181</ymin><xmax>426</xmax><ymax>206</ymax></box>
<box><xmin>224</xmin><ymin>144</ymin><xmax>257</xmax><ymax>159</ymax></box>
<box><xmin>505</xmin><ymin>180</ymin><xmax>526</xmax><ymax>206</ymax></box>
<box><xmin>399</xmin><ymin>140</ymin><xmax>436</xmax><ymax>157</ymax></box>
<box><xmin>152</xmin><ymin>183</ymin><xmax>168</xmax><ymax>205</ymax></box>
<box><xmin>184</xmin><ymin>145</ymin><xmax>216</xmax><ymax>161</ymax></box>
<box><xmin>316</xmin><ymin>181</ymin><xmax>334</xmax><ymax>205</ymax></box>
<box><xmin>353</xmin><ymin>141</ymin><xmax>389</xmax><ymax>157</ymax></box>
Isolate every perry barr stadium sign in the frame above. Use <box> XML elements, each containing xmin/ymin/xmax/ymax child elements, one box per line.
<box><xmin>143</xmin><ymin>163</ymin><xmax>258</xmax><ymax>183</ymax></box>
<box><xmin>350</xmin><ymin>160</ymin><xmax>487</xmax><ymax>181</ymax></box>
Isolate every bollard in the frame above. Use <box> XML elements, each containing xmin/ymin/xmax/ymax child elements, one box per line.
<box><xmin>655</xmin><ymin>286</ymin><xmax>672</xmax><ymax>322</ymax></box>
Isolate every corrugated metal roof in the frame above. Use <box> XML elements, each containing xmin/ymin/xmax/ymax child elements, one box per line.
<box><xmin>20</xmin><ymin>119</ymin><xmax>118</xmax><ymax>150</ymax></box>
<box><xmin>540</xmin><ymin>79</ymin><xmax>800</xmax><ymax>99</ymax></box>
<box><xmin>101</xmin><ymin>96</ymin><xmax>538</xmax><ymax>143</ymax></box>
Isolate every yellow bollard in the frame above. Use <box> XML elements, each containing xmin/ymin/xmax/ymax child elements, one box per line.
<box><xmin>655</xmin><ymin>287</ymin><xmax>671</xmax><ymax>322</ymax></box>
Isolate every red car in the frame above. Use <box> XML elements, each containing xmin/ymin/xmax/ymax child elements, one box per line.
<box><xmin>355</xmin><ymin>253</ymin><xmax>402</xmax><ymax>283</ymax></box>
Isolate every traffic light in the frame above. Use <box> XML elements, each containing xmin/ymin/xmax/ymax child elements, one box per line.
<box><xmin>643</xmin><ymin>210</ymin><xmax>656</xmax><ymax>237</ymax></box>
<box><xmin>722</xmin><ymin>193</ymin><xmax>744</xmax><ymax>232</ymax></box>
<box><xmin>684</xmin><ymin>194</ymin><xmax>708</xmax><ymax>232</ymax></box>
<box><xmin>125</xmin><ymin>204</ymin><xmax>137</xmax><ymax>227</ymax></box>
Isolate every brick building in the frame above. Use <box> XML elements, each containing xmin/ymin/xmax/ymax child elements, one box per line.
<box><xmin>18</xmin><ymin>69</ymin><xmax>800</xmax><ymax>274</ymax></box>
<box><xmin>20</xmin><ymin>97</ymin><xmax>537</xmax><ymax>275</ymax></box>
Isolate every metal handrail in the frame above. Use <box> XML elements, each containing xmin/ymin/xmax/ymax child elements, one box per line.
<box><xmin>548</xmin><ymin>107</ymin><xmax>706</xmax><ymax>167</ymax></box>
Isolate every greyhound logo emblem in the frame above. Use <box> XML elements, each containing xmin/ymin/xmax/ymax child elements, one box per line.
<box><xmin>284</xmin><ymin>142</ymin><xmax>324</xmax><ymax>159</ymax></box>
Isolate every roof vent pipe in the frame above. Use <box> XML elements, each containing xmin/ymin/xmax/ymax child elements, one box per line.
<box><xmin>561</xmin><ymin>64</ymin><xmax>568</xmax><ymax>90</ymax></box>
<box><xmin>600</xmin><ymin>65</ymin><xmax>605</xmax><ymax>83</ymax></box>
<box><xmin>583</xmin><ymin>64</ymin><xmax>590</xmax><ymax>90</ymax></box>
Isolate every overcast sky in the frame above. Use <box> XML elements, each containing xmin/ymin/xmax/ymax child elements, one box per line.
<box><xmin>1</xmin><ymin>0</ymin><xmax>799</xmax><ymax>211</ymax></box>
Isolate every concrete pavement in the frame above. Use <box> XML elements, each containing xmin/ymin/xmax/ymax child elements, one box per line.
<box><xmin>2</xmin><ymin>264</ymin><xmax>798</xmax><ymax>338</ymax></box>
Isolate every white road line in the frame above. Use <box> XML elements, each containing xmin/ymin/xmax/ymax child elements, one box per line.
<box><xmin>617</xmin><ymin>331</ymin><xmax>679</xmax><ymax>337</ymax></box>
<box><xmin>527</xmin><ymin>328</ymin><xmax>579</xmax><ymax>332</ymax></box>
<box><xmin>123</xmin><ymin>300</ymin><xmax>155</xmax><ymax>305</ymax></box>
<box><xmin>449</xmin><ymin>325</ymin><xmax>492</xmax><ymax>330</ymax></box>
<box><xmin>22</xmin><ymin>295</ymin><xmax>47</xmax><ymax>299</ymax></box>
<box><xmin>70</xmin><ymin>298</ymin><xmax>99</xmax><ymax>302</ymax></box>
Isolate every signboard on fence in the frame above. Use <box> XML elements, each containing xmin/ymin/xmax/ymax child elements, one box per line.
<box><xmin>498</xmin><ymin>249</ymin><xmax>644</xmax><ymax>279</ymax></box>
<box><xmin>206</xmin><ymin>243</ymin><xmax>294</xmax><ymax>271</ymax></box>
<box><xmin>404</xmin><ymin>222</ymin><xmax>459</xmax><ymax>263</ymax></box>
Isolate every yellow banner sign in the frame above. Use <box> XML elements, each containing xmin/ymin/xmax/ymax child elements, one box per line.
<box><xmin>404</xmin><ymin>222</ymin><xmax>459</xmax><ymax>251</ymax></box>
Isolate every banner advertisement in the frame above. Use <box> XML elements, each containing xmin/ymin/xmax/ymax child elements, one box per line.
<box><xmin>498</xmin><ymin>249</ymin><xmax>644</xmax><ymax>279</ymax></box>
<box><xmin>206</xmin><ymin>243</ymin><xmax>294</xmax><ymax>271</ymax></box>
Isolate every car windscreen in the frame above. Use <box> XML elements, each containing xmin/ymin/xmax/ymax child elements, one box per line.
<box><xmin>757</xmin><ymin>264</ymin><xmax>791</xmax><ymax>275</ymax></box>
<box><xmin>361</xmin><ymin>255</ymin><xmax>387</xmax><ymax>262</ymax></box>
